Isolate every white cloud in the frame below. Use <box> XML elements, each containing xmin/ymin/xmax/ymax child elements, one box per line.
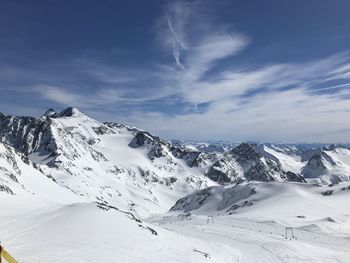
<box><xmin>35</xmin><ymin>85</ymin><xmax>129</xmax><ymax>107</ymax></box>
<box><xmin>36</xmin><ymin>85</ymin><xmax>82</xmax><ymax>106</ymax></box>
<box><xmin>123</xmin><ymin>88</ymin><xmax>350</xmax><ymax>143</ymax></box>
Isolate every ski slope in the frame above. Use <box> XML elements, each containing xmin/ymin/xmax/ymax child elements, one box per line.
<box><xmin>0</xmin><ymin>195</ymin><xmax>239</xmax><ymax>263</ymax></box>
<box><xmin>150</xmin><ymin>214</ymin><xmax>350</xmax><ymax>263</ymax></box>
<box><xmin>150</xmin><ymin>182</ymin><xmax>350</xmax><ymax>262</ymax></box>
<box><xmin>1</xmin><ymin>181</ymin><xmax>349</xmax><ymax>262</ymax></box>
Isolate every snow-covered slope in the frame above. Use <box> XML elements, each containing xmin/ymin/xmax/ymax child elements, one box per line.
<box><xmin>0</xmin><ymin>195</ymin><xmax>244</xmax><ymax>263</ymax></box>
<box><xmin>0</xmin><ymin>135</ymin><xmax>231</xmax><ymax>262</ymax></box>
<box><xmin>0</xmin><ymin>141</ymin><xmax>78</xmax><ymax>202</ymax></box>
<box><xmin>256</xmin><ymin>144</ymin><xmax>305</xmax><ymax>173</ymax></box>
<box><xmin>169</xmin><ymin>181</ymin><xmax>350</xmax><ymax>235</ymax></box>
<box><xmin>146</xmin><ymin>181</ymin><xmax>350</xmax><ymax>263</ymax></box>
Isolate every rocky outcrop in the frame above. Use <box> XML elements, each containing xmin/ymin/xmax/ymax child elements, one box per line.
<box><xmin>230</xmin><ymin>143</ymin><xmax>283</xmax><ymax>182</ymax></box>
<box><xmin>0</xmin><ymin>113</ymin><xmax>57</xmax><ymax>156</ymax></box>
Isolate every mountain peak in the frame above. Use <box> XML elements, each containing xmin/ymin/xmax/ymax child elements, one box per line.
<box><xmin>42</xmin><ymin>107</ymin><xmax>84</xmax><ymax>118</ymax></box>
<box><xmin>231</xmin><ymin>143</ymin><xmax>260</xmax><ymax>159</ymax></box>
<box><xmin>43</xmin><ymin>108</ymin><xmax>57</xmax><ymax>117</ymax></box>
<box><xmin>56</xmin><ymin>107</ymin><xmax>82</xmax><ymax>117</ymax></box>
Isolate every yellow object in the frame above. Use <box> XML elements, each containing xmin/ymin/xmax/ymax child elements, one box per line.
<box><xmin>1</xmin><ymin>249</ymin><xmax>18</xmax><ymax>263</ymax></box>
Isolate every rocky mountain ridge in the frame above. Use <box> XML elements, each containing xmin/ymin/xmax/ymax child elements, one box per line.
<box><xmin>0</xmin><ymin>107</ymin><xmax>349</xmax><ymax>217</ymax></box>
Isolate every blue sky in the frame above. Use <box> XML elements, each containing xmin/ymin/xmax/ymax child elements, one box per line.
<box><xmin>1</xmin><ymin>0</ymin><xmax>350</xmax><ymax>142</ymax></box>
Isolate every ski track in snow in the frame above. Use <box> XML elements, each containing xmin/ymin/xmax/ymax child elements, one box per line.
<box><xmin>150</xmin><ymin>215</ymin><xmax>350</xmax><ymax>263</ymax></box>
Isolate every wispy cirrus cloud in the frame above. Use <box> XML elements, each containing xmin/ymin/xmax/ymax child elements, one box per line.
<box><xmin>163</xmin><ymin>1</ymin><xmax>191</xmax><ymax>69</ymax></box>
<box><xmin>181</xmin><ymin>52</ymin><xmax>350</xmax><ymax>104</ymax></box>
<box><xmin>158</xmin><ymin>0</ymin><xmax>249</xmax><ymax>74</ymax></box>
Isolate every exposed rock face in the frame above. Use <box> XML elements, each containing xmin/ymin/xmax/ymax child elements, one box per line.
<box><xmin>0</xmin><ymin>140</ymin><xmax>50</xmax><ymax>196</ymax></box>
<box><xmin>230</xmin><ymin>143</ymin><xmax>283</xmax><ymax>182</ymax></box>
<box><xmin>302</xmin><ymin>152</ymin><xmax>328</xmax><ymax>178</ymax></box>
<box><xmin>43</xmin><ymin>108</ymin><xmax>57</xmax><ymax>117</ymax></box>
<box><xmin>169</xmin><ymin>145</ymin><xmax>201</xmax><ymax>167</ymax></box>
<box><xmin>129</xmin><ymin>131</ymin><xmax>169</xmax><ymax>159</ymax></box>
<box><xmin>55</xmin><ymin>107</ymin><xmax>76</xmax><ymax>117</ymax></box>
<box><xmin>0</xmin><ymin>142</ymin><xmax>21</xmax><ymax>186</ymax></box>
<box><xmin>206</xmin><ymin>157</ymin><xmax>241</xmax><ymax>184</ymax></box>
<box><xmin>0</xmin><ymin>113</ymin><xmax>56</xmax><ymax>156</ymax></box>
<box><xmin>129</xmin><ymin>131</ymin><xmax>160</xmax><ymax>148</ymax></box>
<box><xmin>285</xmin><ymin>171</ymin><xmax>306</xmax><ymax>183</ymax></box>
<box><xmin>170</xmin><ymin>183</ymin><xmax>258</xmax><ymax>213</ymax></box>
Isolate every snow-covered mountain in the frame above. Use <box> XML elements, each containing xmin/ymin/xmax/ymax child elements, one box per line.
<box><xmin>301</xmin><ymin>146</ymin><xmax>350</xmax><ymax>184</ymax></box>
<box><xmin>172</xmin><ymin>140</ymin><xmax>238</xmax><ymax>153</ymax></box>
<box><xmin>1</xmin><ymin>107</ymin><xmax>349</xmax><ymax>206</ymax></box>
<box><xmin>254</xmin><ymin>143</ymin><xmax>350</xmax><ymax>184</ymax></box>
<box><xmin>175</xmin><ymin>141</ymin><xmax>350</xmax><ymax>184</ymax></box>
<box><xmin>1</xmin><ymin>107</ymin><xmax>350</xmax><ymax>262</ymax></box>
<box><xmin>0</xmin><ymin>107</ymin><xmax>215</xmax><ymax>217</ymax></box>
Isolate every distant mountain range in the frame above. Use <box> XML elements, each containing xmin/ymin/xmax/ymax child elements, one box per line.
<box><xmin>0</xmin><ymin>107</ymin><xmax>349</xmax><ymax>218</ymax></box>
